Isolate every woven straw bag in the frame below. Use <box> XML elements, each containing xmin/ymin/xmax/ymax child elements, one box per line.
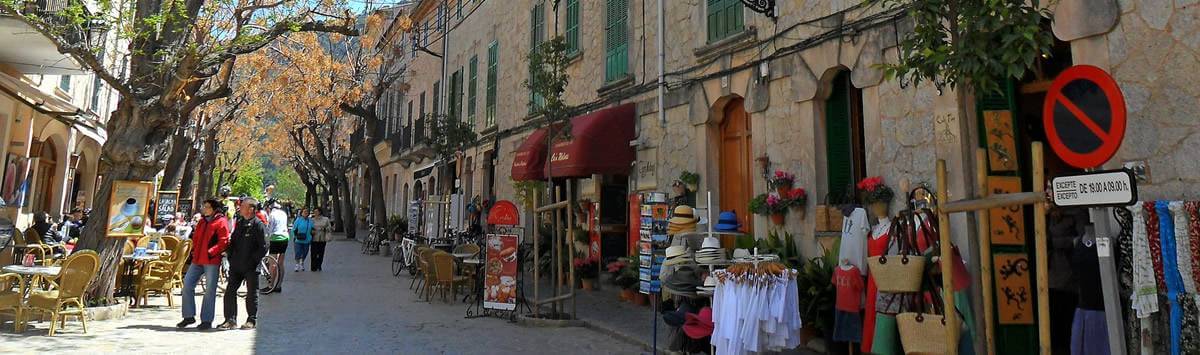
<box><xmin>896</xmin><ymin>312</ymin><xmax>957</xmax><ymax>354</ymax></box>
<box><xmin>867</xmin><ymin>254</ymin><xmax>925</xmax><ymax>292</ymax></box>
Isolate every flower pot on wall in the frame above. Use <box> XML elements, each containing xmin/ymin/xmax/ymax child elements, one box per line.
<box><xmin>770</xmin><ymin>213</ymin><xmax>786</xmax><ymax>225</ymax></box>
<box><xmin>581</xmin><ymin>278</ymin><xmax>595</xmax><ymax>291</ymax></box>
<box><xmin>630</xmin><ymin>292</ymin><xmax>647</xmax><ymax>306</ymax></box>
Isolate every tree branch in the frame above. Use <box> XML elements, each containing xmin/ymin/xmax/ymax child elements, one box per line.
<box><xmin>199</xmin><ymin>14</ymin><xmax>358</xmax><ymax>71</ymax></box>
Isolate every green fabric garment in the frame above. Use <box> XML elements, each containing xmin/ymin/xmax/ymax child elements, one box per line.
<box><xmin>872</xmin><ymin>313</ymin><xmax>901</xmax><ymax>355</ymax></box>
<box><xmin>270</xmin><ymin>233</ymin><xmax>289</xmax><ymax>242</ymax></box>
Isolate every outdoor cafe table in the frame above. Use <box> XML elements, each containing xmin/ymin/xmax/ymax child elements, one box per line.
<box><xmin>459</xmin><ymin>258</ymin><xmax>483</xmax><ymax>303</ymax></box>
<box><xmin>2</xmin><ymin>265</ymin><xmax>61</xmax><ymax>332</ymax></box>
<box><xmin>116</xmin><ymin>254</ymin><xmax>160</xmax><ymax>304</ymax></box>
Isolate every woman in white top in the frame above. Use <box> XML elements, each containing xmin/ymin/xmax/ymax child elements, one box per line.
<box><xmin>308</xmin><ymin>207</ymin><xmax>333</xmax><ymax>271</ymax></box>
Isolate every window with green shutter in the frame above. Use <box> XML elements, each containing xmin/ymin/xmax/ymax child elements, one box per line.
<box><xmin>468</xmin><ymin>55</ymin><xmax>478</xmax><ymax>126</ymax></box>
<box><xmin>529</xmin><ymin>2</ymin><xmax>545</xmax><ymax>111</ymax></box>
<box><xmin>448</xmin><ymin>70</ymin><xmax>462</xmax><ymax>121</ymax></box>
<box><xmin>824</xmin><ymin>71</ymin><xmax>865</xmax><ymax>203</ymax></box>
<box><xmin>706</xmin><ymin>0</ymin><xmax>744</xmax><ymax>43</ymax></box>
<box><xmin>605</xmin><ymin>0</ymin><xmax>628</xmax><ymax>83</ymax></box>
<box><xmin>565</xmin><ymin>0</ymin><xmax>580</xmax><ymax>55</ymax></box>
<box><xmin>433</xmin><ymin>80</ymin><xmax>441</xmax><ymax>116</ymax></box>
<box><xmin>486</xmin><ymin>41</ymin><xmax>498</xmax><ymax>127</ymax></box>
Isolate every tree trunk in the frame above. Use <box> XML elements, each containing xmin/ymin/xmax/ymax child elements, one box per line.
<box><xmin>178</xmin><ymin>142</ymin><xmax>200</xmax><ymax>202</ymax></box>
<box><xmin>75</xmin><ymin>103</ymin><xmax>174</xmax><ymax>303</ymax></box>
<box><xmin>354</xmin><ymin>147</ymin><xmax>387</xmax><ymax>227</ymax></box>
<box><xmin>160</xmin><ymin>129</ymin><xmax>192</xmax><ymax>189</ymax></box>
<box><xmin>337</xmin><ymin>174</ymin><xmax>356</xmax><ymax>238</ymax></box>
<box><xmin>196</xmin><ymin>130</ymin><xmax>219</xmax><ymax>201</ymax></box>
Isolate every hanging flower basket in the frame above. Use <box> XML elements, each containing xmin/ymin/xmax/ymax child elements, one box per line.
<box><xmin>771</xmin><ymin>213</ymin><xmax>786</xmax><ymax>225</ymax></box>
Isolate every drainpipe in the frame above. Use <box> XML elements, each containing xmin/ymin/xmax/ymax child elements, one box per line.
<box><xmin>656</xmin><ymin>0</ymin><xmax>665</xmax><ymax>127</ymax></box>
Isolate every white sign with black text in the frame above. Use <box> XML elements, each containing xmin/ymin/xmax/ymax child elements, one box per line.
<box><xmin>1051</xmin><ymin>170</ymin><xmax>1138</xmax><ymax>207</ymax></box>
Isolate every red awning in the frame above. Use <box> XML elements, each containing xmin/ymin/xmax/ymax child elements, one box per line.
<box><xmin>510</xmin><ymin>127</ymin><xmax>551</xmax><ymax>181</ymax></box>
<box><xmin>546</xmin><ymin>103</ymin><xmax>637</xmax><ymax>178</ymax></box>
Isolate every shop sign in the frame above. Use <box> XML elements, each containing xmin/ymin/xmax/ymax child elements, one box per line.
<box><xmin>407</xmin><ymin>201</ymin><xmax>421</xmax><ymax>234</ymax></box>
<box><xmin>483</xmin><ymin>234</ymin><xmax>519</xmax><ymax>311</ymax></box>
<box><xmin>635</xmin><ymin>148</ymin><xmax>657</xmax><ymax>191</ymax></box>
<box><xmin>983</xmin><ymin>110</ymin><xmax>1019</xmax><ymax>172</ymax></box>
<box><xmin>486</xmin><ymin>200</ymin><xmax>520</xmax><ymax>226</ymax></box>
<box><xmin>1043</xmin><ymin>65</ymin><xmax>1127</xmax><ymax>169</ymax></box>
<box><xmin>993</xmin><ymin>253</ymin><xmax>1034</xmax><ymax>325</ymax></box>
<box><xmin>987</xmin><ymin>176</ymin><xmax>1025</xmax><ymax>246</ymax></box>
<box><xmin>1051</xmin><ymin>169</ymin><xmax>1137</xmax><ymax>207</ymax></box>
<box><xmin>155</xmin><ymin>190</ymin><xmax>179</xmax><ymax>227</ymax></box>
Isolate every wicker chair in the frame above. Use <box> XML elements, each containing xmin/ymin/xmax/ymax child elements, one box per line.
<box><xmin>24</xmin><ymin>250</ymin><xmax>100</xmax><ymax>335</ymax></box>
<box><xmin>452</xmin><ymin>244</ymin><xmax>480</xmax><ymax>258</ymax></box>
<box><xmin>417</xmin><ymin>249</ymin><xmax>438</xmax><ymax>300</ymax></box>
<box><xmin>0</xmin><ymin>271</ymin><xmax>20</xmax><ymax>330</ymax></box>
<box><xmin>408</xmin><ymin>246</ymin><xmax>429</xmax><ymax>290</ymax></box>
<box><xmin>429</xmin><ymin>252</ymin><xmax>471</xmax><ymax>303</ymax></box>
<box><xmin>134</xmin><ymin>240</ymin><xmax>191</xmax><ymax>307</ymax></box>
<box><xmin>12</xmin><ymin>228</ymin><xmax>52</xmax><ymax>265</ymax></box>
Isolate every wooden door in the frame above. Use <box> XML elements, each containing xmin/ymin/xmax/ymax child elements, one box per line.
<box><xmin>719</xmin><ymin>98</ymin><xmax>752</xmax><ymax>234</ymax></box>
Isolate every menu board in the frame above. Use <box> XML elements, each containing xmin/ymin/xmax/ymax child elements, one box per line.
<box><xmin>483</xmin><ymin>233</ymin><xmax>519</xmax><ymax>310</ymax></box>
<box><xmin>156</xmin><ymin>191</ymin><xmax>179</xmax><ymax>226</ymax></box>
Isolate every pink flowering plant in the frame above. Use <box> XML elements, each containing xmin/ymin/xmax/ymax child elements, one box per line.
<box><xmin>750</xmin><ymin>193</ymin><xmax>790</xmax><ymax>215</ymax></box>
<box><xmin>769</xmin><ymin>170</ymin><xmax>796</xmax><ymax>189</ymax></box>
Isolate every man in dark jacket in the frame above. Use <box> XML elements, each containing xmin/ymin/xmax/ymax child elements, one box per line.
<box><xmin>219</xmin><ymin>197</ymin><xmax>268</xmax><ymax>330</ymax></box>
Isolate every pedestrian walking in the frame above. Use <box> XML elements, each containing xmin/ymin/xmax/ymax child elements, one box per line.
<box><xmin>309</xmin><ymin>208</ymin><xmax>332</xmax><ymax>271</ymax></box>
<box><xmin>292</xmin><ymin>208</ymin><xmax>312</xmax><ymax>272</ymax></box>
<box><xmin>261</xmin><ymin>202</ymin><xmax>289</xmax><ymax>294</ymax></box>
<box><xmin>177</xmin><ymin>199</ymin><xmax>230</xmax><ymax>330</ymax></box>
<box><xmin>218</xmin><ymin>197</ymin><xmax>268</xmax><ymax>330</ymax></box>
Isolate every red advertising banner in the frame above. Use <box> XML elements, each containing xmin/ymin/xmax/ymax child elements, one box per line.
<box><xmin>483</xmin><ymin>234</ymin><xmax>519</xmax><ymax>310</ymax></box>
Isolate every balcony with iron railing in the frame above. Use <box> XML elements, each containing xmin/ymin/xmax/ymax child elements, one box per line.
<box><xmin>0</xmin><ymin>0</ymin><xmax>107</xmax><ymax>74</ymax></box>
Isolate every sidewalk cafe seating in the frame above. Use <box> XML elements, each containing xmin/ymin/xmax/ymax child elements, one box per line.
<box><xmin>409</xmin><ymin>246</ymin><xmax>431</xmax><ymax>291</ymax></box>
<box><xmin>430</xmin><ymin>252</ymin><xmax>471</xmax><ymax>303</ymax></box>
<box><xmin>12</xmin><ymin>229</ymin><xmax>55</xmax><ymax>266</ymax></box>
<box><xmin>115</xmin><ymin>240</ymin><xmax>136</xmax><ymax>292</ymax></box>
<box><xmin>134</xmin><ymin>238</ymin><xmax>190</xmax><ymax>307</ymax></box>
<box><xmin>452</xmin><ymin>244</ymin><xmax>480</xmax><ymax>258</ymax></box>
<box><xmin>22</xmin><ymin>250</ymin><xmax>100</xmax><ymax>336</ymax></box>
<box><xmin>418</xmin><ymin>249</ymin><xmax>438</xmax><ymax>300</ymax></box>
<box><xmin>0</xmin><ymin>271</ymin><xmax>18</xmax><ymax>327</ymax></box>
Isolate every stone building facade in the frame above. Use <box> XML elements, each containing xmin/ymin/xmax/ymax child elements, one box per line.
<box><xmin>361</xmin><ymin>0</ymin><xmax>1198</xmax><ymax>351</ymax></box>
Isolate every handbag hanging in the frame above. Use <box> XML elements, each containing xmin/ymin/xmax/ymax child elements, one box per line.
<box><xmin>896</xmin><ymin>278</ymin><xmax>960</xmax><ymax>355</ymax></box>
<box><xmin>868</xmin><ymin>187</ymin><xmax>938</xmax><ymax>293</ymax></box>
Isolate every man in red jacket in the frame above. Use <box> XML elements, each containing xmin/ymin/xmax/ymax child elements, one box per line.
<box><xmin>177</xmin><ymin>199</ymin><xmax>230</xmax><ymax>330</ymax></box>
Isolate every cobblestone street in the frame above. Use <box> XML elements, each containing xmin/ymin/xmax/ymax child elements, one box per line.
<box><xmin>0</xmin><ymin>237</ymin><xmax>644</xmax><ymax>355</ymax></box>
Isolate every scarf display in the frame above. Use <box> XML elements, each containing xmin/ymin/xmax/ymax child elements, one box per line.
<box><xmin>710</xmin><ymin>266</ymin><xmax>802</xmax><ymax>355</ymax></box>
<box><xmin>1130</xmin><ymin>203</ymin><xmax>1160</xmax><ymax>318</ymax></box>
<box><xmin>1156</xmin><ymin>201</ymin><xmax>1185</xmax><ymax>355</ymax></box>
<box><xmin>1188</xmin><ymin>202</ymin><xmax>1200</xmax><ymax>289</ymax></box>
<box><xmin>1146</xmin><ymin>202</ymin><xmax>1166</xmax><ymax>290</ymax></box>
<box><xmin>1169</xmin><ymin>202</ymin><xmax>1196</xmax><ymax>294</ymax></box>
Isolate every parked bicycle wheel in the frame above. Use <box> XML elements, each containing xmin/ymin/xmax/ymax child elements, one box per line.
<box><xmin>391</xmin><ymin>244</ymin><xmax>405</xmax><ymax>276</ymax></box>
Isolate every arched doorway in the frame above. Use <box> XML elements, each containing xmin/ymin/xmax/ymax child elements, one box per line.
<box><xmin>33</xmin><ymin>141</ymin><xmax>58</xmax><ymax>214</ymax></box>
<box><xmin>413</xmin><ymin>181</ymin><xmax>424</xmax><ymax>201</ymax></box>
<box><xmin>718</xmin><ymin>97</ymin><xmax>753</xmax><ymax>233</ymax></box>
<box><xmin>402</xmin><ymin>183</ymin><xmax>409</xmax><ymax>210</ymax></box>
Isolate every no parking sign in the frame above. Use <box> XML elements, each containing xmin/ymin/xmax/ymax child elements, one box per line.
<box><xmin>1042</xmin><ymin>65</ymin><xmax>1127</xmax><ymax>169</ymax></box>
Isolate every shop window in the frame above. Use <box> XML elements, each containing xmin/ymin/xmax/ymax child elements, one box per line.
<box><xmin>824</xmin><ymin>71</ymin><xmax>866</xmax><ymax>202</ymax></box>
<box><xmin>706</xmin><ymin>0</ymin><xmax>744</xmax><ymax>43</ymax></box>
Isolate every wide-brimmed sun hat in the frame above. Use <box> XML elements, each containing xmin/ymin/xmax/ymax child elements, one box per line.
<box><xmin>714</xmin><ymin>211</ymin><xmax>741</xmax><ymax>232</ymax></box>
<box><xmin>669</xmin><ymin>205</ymin><xmax>700</xmax><ymax>225</ymax></box>
<box><xmin>663</xmin><ymin>266</ymin><xmax>701</xmax><ymax>294</ymax></box>
<box><xmin>683</xmin><ymin>307</ymin><xmax>715</xmax><ymax>339</ymax></box>
<box><xmin>695</xmin><ymin>236</ymin><xmax>727</xmax><ymax>264</ymax></box>
<box><xmin>662</xmin><ymin>246</ymin><xmax>693</xmax><ymax>267</ymax></box>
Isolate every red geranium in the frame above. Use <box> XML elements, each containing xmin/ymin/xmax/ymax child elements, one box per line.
<box><xmin>857</xmin><ymin>176</ymin><xmax>884</xmax><ymax>192</ymax></box>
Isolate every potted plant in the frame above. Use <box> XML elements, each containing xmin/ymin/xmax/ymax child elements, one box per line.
<box><xmin>573</xmin><ymin>255</ymin><xmax>600</xmax><ymax>291</ymax></box>
<box><xmin>784</xmin><ymin>187</ymin><xmax>808</xmax><ymax>219</ymax></box>
<box><xmin>609</xmin><ymin>257</ymin><xmax>641</xmax><ymax>302</ymax></box>
<box><xmin>769</xmin><ymin>170</ymin><xmax>796</xmax><ymax>195</ymax></box>
<box><xmin>857</xmin><ymin>176</ymin><xmax>895</xmax><ymax>218</ymax></box>
<box><xmin>679</xmin><ymin>171</ymin><xmax>700</xmax><ymax>192</ymax></box>
<box><xmin>796</xmin><ymin>247</ymin><xmax>837</xmax><ymax>345</ymax></box>
<box><xmin>750</xmin><ymin>193</ymin><xmax>791</xmax><ymax>225</ymax></box>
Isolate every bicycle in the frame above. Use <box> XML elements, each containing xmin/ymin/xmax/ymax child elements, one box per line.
<box><xmin>392</xmin><ymin>232</ymin><xmax>426</xmax><ymax>277</ymax></box>
<box><xmin>362</xmin><ymin>224</ymin><xmax>386</xmax><ymax>255</ymax></box>
<box><xmin>258</xmin><ymin>252</ymin><xmax>284</xmax><ymax>293</ymax></box>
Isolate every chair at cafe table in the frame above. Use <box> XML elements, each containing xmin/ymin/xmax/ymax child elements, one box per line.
<box><xmin>409</xmin><ymin>246</ymin><xmax>429</xmax><ymax>290</ymax></box>
<box><xmin>170</xmin><ymin>240</ymin><xmax>192</xmax><ymax>290</ymax></box>
<box><xmin>0</xmin><ymin>270</ymin><xmax>20</xmax><ymax>330</ymax></box>
<box><xmin>25</xmin><ymin>228</ymin><xmax>66</xmax><ymax>265</ymax></box>
<box><xmin>134</xmin><ymin>240</ymin><xmax>191</xmax><ymax>307</ymax></box>
<box><xmin>418</xmin><ymin>249</ymin><xmax>438</xmax><ymax>301</ymax></box>
<box><xmin>11</xmin><ymin>228</ymin><xmax>52</xmax><ymax>266</ymax></box>
<box><xmin>452</xmin><ymin>244</ymin><xmax>480</xmax><ymax>258</ymax></box>
<box><xmin>430</xmin><ymin>252</ymin><xmax>471</xmax><ymax>303</ymax></box>
<box><xmin>22</xmin><ymin>250</ymin><xmax>99</xmax><ymax>336</ymax></box>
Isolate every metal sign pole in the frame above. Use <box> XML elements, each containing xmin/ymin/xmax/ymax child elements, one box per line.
<box><xmin>1087</xmin><ymin>200</ymin><xmax>1128</xmax><ymax>355</ymax></box>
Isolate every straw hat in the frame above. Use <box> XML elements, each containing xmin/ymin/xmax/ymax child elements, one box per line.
<box><xmin>695</xmin><ymin>236</ymin><xmax>727</xmax><ymax>264</ymax></box>
<box><xmin>662</xmin><ymin>246</ymin><xmax>693</xmax><ymax>267</ymax></box>
<box><xmin>668</xmin><ymin>205</ymin><xmax>700</xmax><ymax>225</ymax></box>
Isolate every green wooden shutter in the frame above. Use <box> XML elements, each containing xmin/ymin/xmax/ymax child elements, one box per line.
<box><xmin>707</xmin><ymin>0</ymin><xmax>744</xmax><ymax>43</ymax></box>
<box><xmin>468</xmin><ymin>55</ymin><xmax>478</xmax><ymax>126</ymax></box>
<box><xmin>529</xmin><ymin>3</ymin><xmax>545</xmax><ymax>111</ymax></box>
<box><xmin>605</xmin><ymin>0</ymin><xmax>628</xmax><ymax>83</ymax></box>
<box><xmin>433</xmin><ymin>81</ymin><xmax>440</xmax><ymax>116</ymax></box>
<box><xmin>486</xmin><ymin>41</ymin><xmax>498</xmax><ymax>127</ymax></box>
<box><xmin>566</xmin><ymin>0</ymin><xmax>580</xmax><ymax>55</ymax></box>
<box><xmin>825</xmin><ymin>71</ymin><xmax>853</xmax><ymax>202</ymax></box>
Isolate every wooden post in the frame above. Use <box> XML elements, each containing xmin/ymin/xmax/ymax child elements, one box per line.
<box><xmin>533</xmin><ymin>187</ymin><xmax>540</xmax><ymax>317</ymax></box>
<box><xmin>1032</xmin><ymin>142</ymin><xmax>1050</xmax><ymax>355</ymax></box>
<box><xmin>975</xmin><ymin>148</ymin><xmax>996</xmax><ymax>355</ymax></box>
<box><xmin>935</xmin><ymin>160</ymin><xmax>959</xmax><ymax>354</ymax></box>
<box><xmin>567</xmin><ymin>180</ymin><xmax>576</xmax><ymax>319</ymax></box>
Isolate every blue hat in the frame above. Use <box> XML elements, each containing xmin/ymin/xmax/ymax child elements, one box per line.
<box><xmin>714</xmin><ymin>211</ymin><xmax>741</xmax><ymax>232</ymax></box>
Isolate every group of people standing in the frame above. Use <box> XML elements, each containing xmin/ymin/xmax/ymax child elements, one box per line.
<box><xmin>176</xmin><ymin>193</ymin><xmax>332</xmax><ymax>331</ymax></box>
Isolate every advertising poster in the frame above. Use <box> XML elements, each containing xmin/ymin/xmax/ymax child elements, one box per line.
<box><xmin>2</xmin><ymin>154</ymin><xmax>30</xmax><ymax>207</ymax></box>
<box><xmin>408</xmin><ymin>201</ymin><xmax>422</xmax><ymax>235</ymax></box>
<box><xmin>155</xmin><ymin>191</ymin><xmax>179</xmax><ymax>227</ymax></box>
<box><xmin>483</xmin><ymin>233</ymin><xmax>519</xmax><ymax>311</ymax></box>
<box><xmin>107</xmin><ymin>180</ymin><xmax>154</xmax><ymax>237</ymax></box>
<box><xmin>988</xmin><ymin>176</ymin><xmax>1025</xmax><ymax>245</ymax></box>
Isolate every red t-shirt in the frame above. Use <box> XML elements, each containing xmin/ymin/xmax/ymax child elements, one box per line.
<box><xmin>832</xmin><ymin>265</ymin><xmax>865</xmax><ymax>312</ymax></box>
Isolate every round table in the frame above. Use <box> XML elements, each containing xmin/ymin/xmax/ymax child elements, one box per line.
<box><xmin>2</xmin><ymin>265</ymin><xmax>62</xmax><ymax>332</ymax></box>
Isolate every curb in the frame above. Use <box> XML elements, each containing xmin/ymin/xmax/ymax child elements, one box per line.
<box><xmin>513</xmin><ymin>314</ymin><xmax>654</xmax><ymax>352</ymax></box>
<box><xmin>578</xmin><ymin>319</ymin><xmax>655</xmax><ymax>352</ymax></box>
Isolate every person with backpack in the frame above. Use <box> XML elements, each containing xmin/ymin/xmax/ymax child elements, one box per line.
<box><xmin>291</xmin><ymin>208</ymin><xmax>312</xmax><ymax>272</ymax></box>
